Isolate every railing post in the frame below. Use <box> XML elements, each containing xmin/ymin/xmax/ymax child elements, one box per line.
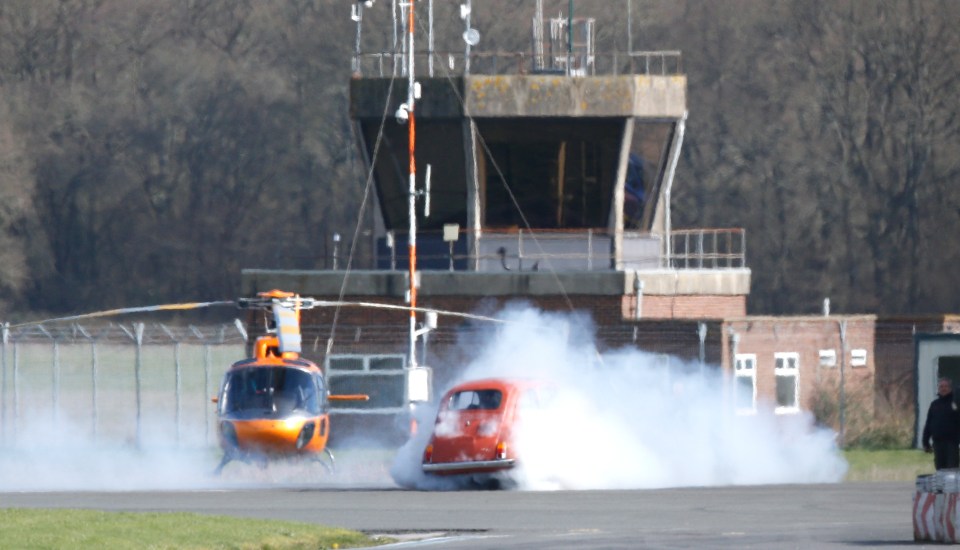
<box><xmin>517</xmin><ymin>229</ymin><xmax>523</xmax><ymax>272</ymax></box>
<box><xmin>740</xmin><ymin>230</ymin><xmax>747</xmax><ymax>268</ymax></box>
<box><xmin>715</xmin><ymin>231</ymin><xmax>720</xmax><ymax>268</ymax></box>
<box><xmin>587</xmin><ymin>229</ymin><xmax>593</xmax><ymax>271</ymax></box>
<box><xmin>697</xmin><ymin>231</ymin><xmax>704</xmax><ymax>269</ymax></box>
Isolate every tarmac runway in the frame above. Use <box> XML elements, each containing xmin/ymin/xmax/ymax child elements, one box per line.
<box><xmin>0</xmin><ymin>481</ymin><xmax>927</xmax><ymax>548</ymax></box>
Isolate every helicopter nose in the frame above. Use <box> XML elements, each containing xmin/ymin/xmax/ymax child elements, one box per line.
<box><xmin>232</xmin><ymin>419</ymin><xmax>304</xmax><ymax>452</ymax></box>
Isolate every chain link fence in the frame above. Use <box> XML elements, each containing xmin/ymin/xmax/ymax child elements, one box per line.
<box><xmin>0</xmin><ymin>322</ymin><xmax>246</xmax><ymax>449</ymax></box>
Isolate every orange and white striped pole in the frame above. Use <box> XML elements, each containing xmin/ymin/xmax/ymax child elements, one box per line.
<box><xmin>406</xmin><ymin>0</ymin><xmax>418</xmax><ymax>369</ymax></box>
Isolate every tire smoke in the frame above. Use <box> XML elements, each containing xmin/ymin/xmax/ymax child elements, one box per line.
<box><xmin>392</xmin><ymin>306</ymin><xmax>847</xmax><ymax>490</ymax></box>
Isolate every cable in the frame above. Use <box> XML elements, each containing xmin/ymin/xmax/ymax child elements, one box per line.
<box><xmin>413</xmin><ymin>15</ymin><xmax>577</xmax><ymax>313</ymax></box>
<box><xmin>320</xmin><ymin>30</ymin><xmax>404</xmax><ymax>356</ymax></box>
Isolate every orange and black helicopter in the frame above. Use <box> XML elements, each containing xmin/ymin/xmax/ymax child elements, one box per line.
<box><xmin>211</xmin><ymin>289</ymin><xmax>368</xmax><ymax>474</ymax></box>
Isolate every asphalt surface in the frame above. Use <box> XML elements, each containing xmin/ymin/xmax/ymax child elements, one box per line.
<box><xmin>0</xmin><ymin>482</ymin><xmax>932</xmax><ymax>548</ymax></box>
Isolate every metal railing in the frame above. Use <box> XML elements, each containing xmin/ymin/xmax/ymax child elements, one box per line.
<box><xmin>668</xmin><ymin>228</ymin><xmax>747</xmax><ymax>269</ymax></box>
<box><xmin>354</xmin><ymin>50</ymin><xmax>683</xmax><ymax>78</ymax></box>
<box><xmin>374</xmin><ymin>227</ymin><xmax>746</xmax><ymax>272</ymax></box>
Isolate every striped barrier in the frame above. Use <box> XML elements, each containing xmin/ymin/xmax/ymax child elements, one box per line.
<box><xmin>915</xmin><ymin>471</ymin><xmax>960</xmax><ymax>543</ymax></box>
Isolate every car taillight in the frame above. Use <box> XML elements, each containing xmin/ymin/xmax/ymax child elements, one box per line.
<box><xmin>496</xmin><ymin>441</ymin><xmax>507</xmax><ymax>460</ymax></box>
<box><xmin>424</xmin><ymin>444</ymin><xmax>434</xmax><ymax>463</ymax></box>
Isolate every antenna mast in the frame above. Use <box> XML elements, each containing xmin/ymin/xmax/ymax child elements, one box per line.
<box><xmin>405</xmin><ymin>0</ymin><xmax>418</xmax><ymax>369</ymax></box>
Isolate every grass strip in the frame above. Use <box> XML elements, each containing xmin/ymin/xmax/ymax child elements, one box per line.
<box><xmin>0</xmin><ymin>508</ymin><xmax>389</xmax><ymax>550</ymax></box>
<box><xmin>843</xmin><ymin>448</ymin><xmax>933</xmax><ymax>482</ymax></box>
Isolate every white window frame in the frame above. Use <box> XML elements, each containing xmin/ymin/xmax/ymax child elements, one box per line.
<box><xmin>325</xmin><ymin>354</ymin><xmax>407</xmax><ymax>413</ymax></box>
<box><xmin>733</xmin><ymin>353</ymin><xmax>757</xmax><ymax>414</ymax></box>
<box><xmin>326</xmin><ymin>354</ymin><xmax>406</xmax><ymax>373</ymax></box>
<box><xmin>774</xmin><ymin>352</ymin><xmax>800</xmax><ymax>414</ymax></box>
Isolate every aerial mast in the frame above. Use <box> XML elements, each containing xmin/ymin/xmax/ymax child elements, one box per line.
<box><xmin>405</xmin><ymin>0</ymin><xmax>418</xmax><ymax>369</ymax></box>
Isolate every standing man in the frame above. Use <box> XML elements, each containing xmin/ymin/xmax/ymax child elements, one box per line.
<box><xmin>922</xmin><ymin>377</ymin><xmax>960</xmax><ymax>470</ymax></box>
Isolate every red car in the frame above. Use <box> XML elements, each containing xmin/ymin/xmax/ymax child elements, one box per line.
<box><xmin>421</xmin><ymin>378</ymin><xmax>550</xmax><ymax>488</ymax></box>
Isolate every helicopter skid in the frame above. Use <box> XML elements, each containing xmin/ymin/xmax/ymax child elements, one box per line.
<box><xmin>214</xmin><ymin>447</ymin><xmax>335</xmax><ymax>476</ymax></box>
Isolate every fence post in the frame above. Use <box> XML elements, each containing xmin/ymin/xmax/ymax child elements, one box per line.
<box><xmin>202</xmin><ymin>328</ymin><xmax>217</xmax><ymax>444</ymax></box>
<box><xmin>134</xmin><ymin>322</ymin><xmax>144</xmax><ymax>449</ymax></box>
<box><xmin>1</xmin><ymin>322</ymin><xmax>7</xmax><ymax>446</ymax></box>
<box><xmin>160</xmin><ymin>324</ymin><xmax>182</xmax><ymax>447</ymax></box>
<box><xmin>91</xmin><ymin>337</ymin><xmax>98</xmax><ymax>440</ymax></box>
<box><xmin>75</xmin><ymin>324</ymin><xmax>98</xmax><ymax>441</ymax></box>
<box><xmin>838</xmin><ymin>320</ymin><xmax>848</xmax><ymax>448</ymax></box>
<box><xmin>36</xmin><ymin>326</ymin><xmax>60</xmax><ymax>425</ymax></box>
<box><xmin>175</xmin><ymin>339</ymin><xmax>181</xmax><ymax>446</ymax></box>
<box><xmin>12</xmin><ymin>339</ymin><xmax>18</xmax><ymax>443</ymax></box>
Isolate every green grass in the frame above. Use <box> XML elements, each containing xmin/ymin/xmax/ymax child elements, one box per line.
<box><xmin>843</xmin><ymin>448</ymin><xmax>934</xmax><ymax>482</ymax></box>
<box><xmin>0</xmin><ymin>509</ymin><xmax>390</xmax><ymax>550</ymax></box>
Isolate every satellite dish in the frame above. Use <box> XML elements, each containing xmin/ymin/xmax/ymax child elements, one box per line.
<box><xmin>463</xmin><ymin>28</ymin><xmax>480</xmax><ymax>46</ymax></box>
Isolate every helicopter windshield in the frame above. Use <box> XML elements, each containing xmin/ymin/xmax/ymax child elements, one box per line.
<box><xmin>221</xmin><ymin>366</ymin><xmax>322</xmax><ymax>417</ymax></box>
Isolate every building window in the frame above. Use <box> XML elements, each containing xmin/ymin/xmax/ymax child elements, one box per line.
<box><xmin>774</xmin><ymin>352</ymin><xmax>800</xmax><ymax>414</ymax></box>
<box><xmin>734</xmin><ymin>354</ymin><xmax>757</xmax><ymax>413</ymax></box>
<box><xmin>326</xmin><ymin>354</ymin><xmax>406</xmax><ymax>412</ymax></box>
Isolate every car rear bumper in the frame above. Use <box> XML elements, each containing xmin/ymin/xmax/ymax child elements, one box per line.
<box><xmin>422</xmin><ymin>458</ymin><xmax>516</xmax><ymax>474</ymax></box>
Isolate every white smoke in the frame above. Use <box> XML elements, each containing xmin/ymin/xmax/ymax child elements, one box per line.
<box><xmin>0</xmin><ymin>415</ymin><xmax>223</xmax><ymax>491</ymax></box>
<box><xmin>391</xmin><ymin>306</ymin><xmax>848</xmax><ymax>490</ymax></box>
<box><xmin>0</xmin><ymin>415</ymin><xmax>391</xmax><ymax>491</ymax></box>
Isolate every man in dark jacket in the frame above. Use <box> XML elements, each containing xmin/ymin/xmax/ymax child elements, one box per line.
<box><xmin>922</xmin><ymin>378</ymin><xmax>960</xmax><ymax>470</ymax></box>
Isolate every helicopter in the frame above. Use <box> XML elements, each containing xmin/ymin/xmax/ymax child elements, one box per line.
<box><xmin>212</xmin><ymin>289</ymin><xmax>368</xmax><ymax>474</ymax></box>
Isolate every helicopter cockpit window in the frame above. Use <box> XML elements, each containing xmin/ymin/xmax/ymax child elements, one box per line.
<box><xmin>315</xmin><ymin>372</ymin><xmax>329</xmax><ymax>412</ymax></box>
<box><xmin>222</xmin><ymin>367</ymin><xmax>320</xmax><ymax>417</ymax></box>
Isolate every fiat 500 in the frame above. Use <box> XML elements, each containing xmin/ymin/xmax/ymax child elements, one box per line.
<box><xmin>421</xmin><ymin>377</ymin><xmax>551</xmax><ymax>488</ymax></box>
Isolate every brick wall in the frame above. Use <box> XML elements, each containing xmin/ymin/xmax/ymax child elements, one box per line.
<box><xmin>874</xmin><ymin>317</ymin><xmax>954</xmax><ymax>416</ymax></box>
<box><xmin>723</xmin><ymin>317</ymin><xmax>876</xmax><ymax>438</ymax></box>
<box><xmin>622</xmin><ymin>295</ymin><xmax>746</xmax><ymax>319</ymax></box>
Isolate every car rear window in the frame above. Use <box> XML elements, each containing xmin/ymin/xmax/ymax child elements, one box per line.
<box><xmin>447</xmin><ymin>389</ymin><xmax>503</xmax><ymax>411</ymax></box>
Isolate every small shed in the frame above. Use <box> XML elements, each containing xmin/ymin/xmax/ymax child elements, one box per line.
<box><xmin>915</xmin><ymin>333</ymin><xmax>960</xmax><ymax>447</ymax></box>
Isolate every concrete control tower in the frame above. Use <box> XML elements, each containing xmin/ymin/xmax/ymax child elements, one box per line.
<box><xmin>340</xmin><ymin>4</ymin><xmax>747</xmax><ymax>317</ymax></box>
<box><xmin>242</xmin><ymin>3</ymin><xmax>750</xmax><ymax>427</ymax></box>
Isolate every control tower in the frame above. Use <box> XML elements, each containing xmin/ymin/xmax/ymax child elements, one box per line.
<box><xmin>283</xmin><ymin>3</ymin><xmax>746</xmax><ymax>313</ymax></box>
<box><xmin>242</xmin><ymin>2</ymin><xmax>750</xmax><ymax>426</ymax></box>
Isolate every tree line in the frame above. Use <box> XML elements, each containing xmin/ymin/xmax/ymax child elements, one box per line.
<box><xmin>0</xmin><ymin>0</ymin><xmax>957</xmax><ymax>318</ymax></box>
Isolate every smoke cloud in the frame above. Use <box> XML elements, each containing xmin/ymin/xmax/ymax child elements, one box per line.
<box><xmin>0</xmin><ymin>415</ymin><xmax>221</xmax><ymax>491</ymax></box>
<box><xmin>391</xmin><ymin>306</ymin><xmax>848</xmax><ymax>490</ymax></box>
<box><xmin>0</xmin><ymin>416</ymin><xmax>391</xmax><ymax>491</ymax></box>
